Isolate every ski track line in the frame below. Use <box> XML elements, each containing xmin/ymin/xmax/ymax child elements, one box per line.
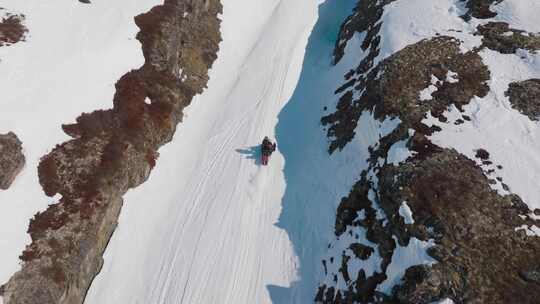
<box><xmin>159</xmin><ymin>105</ymin><xmax>258</xmax><ymax>303</ymax></box>
<box><xmin>194</xmin><ymin>38</ymin><xmax>289</xmax><ymax>303</ymax></box>
<box><xmin>159</xmin><ymin>120</ymin><xmax>245</xmax><ymax>303</ymax></box>
<box><xmin>178</xmin><ymin>121</ymin><xmax>248</xmax><ymax>303</ymax></box>
<box><xmin>148</xmin><ymin>77</ymin><xmax>252</xmax><ymax>301</ymax></box>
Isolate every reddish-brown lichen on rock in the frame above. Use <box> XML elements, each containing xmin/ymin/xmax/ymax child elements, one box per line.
<box><xmin>1</xmin><ymin>1</ymin><xmax>223</xmax><ymax>303</ymax></box>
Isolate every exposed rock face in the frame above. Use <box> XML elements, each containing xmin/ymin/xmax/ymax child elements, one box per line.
<box><xmin>333</xmin><ymin>0</ymin><xmax>396</xmax><ymax>64</ymax></box>
<box><xmin>319</xmin><ymin>35</ymin><xmax>495</xmax><ymax>303</ymax></box>
<box><xmin>0</xmin><ymin>11</ymin><xmax>27</xmax><ymax>46</ymax></box>
<box><xmin>317</xmin><ymin>0</ymin><xmax>540</xmax><ymax>303</ymax></box>
<box><xmin>384</xmin><ymin>150</ymin><xmax>540</xmax><ymax>303</ymax></box>
<box><xmin>1</xmin><ymin>1</ymin><xmax>222</xmax><ymax>303</ymax></box>
<box><xmin>506</xmin><ymin>79</ymin><xmax>540</xmax><ymax>121</ymax></box>
<box><xmin>460</xmin><ymin>0</ymin><xmax>503</xmax><ymax>20</ymax></box>
<box><xmin>323</xmin><ymin>36</ymin><xmax>490</xmax><ymax>154</ymax></box>
<box><xmin>394</xmin><ymin>264</ymin><xmax>469</xmax><ymax>304</ymax></box>
<box><xmin>477</xmin><ymin>22</ymin><xmax>540</xmax><ymax>54</ymax></box>
<box><xmin>519</xmin><ymin>266</ymin><xmax>540</xmax><ymax>284</ymax></box>
<box><xmin>0</xmin><ymin>132</ymin><xmax>25</xmax><ymax>190</ymax></box>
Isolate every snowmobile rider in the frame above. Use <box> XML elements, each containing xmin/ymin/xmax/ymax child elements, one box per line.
<box><xmin>261</xmin><ymin>136</ymin><xmax>276</xmax><ymax>156</ymax></box>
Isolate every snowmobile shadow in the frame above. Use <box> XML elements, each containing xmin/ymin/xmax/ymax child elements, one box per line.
<box><xmin>269</xmin><ymin>0</ymin><xmax>355</xmax><ymax>302</ymax></box>
<box><xmin>235</xmin><ymin>145</ymin><xmax>262</xmax><ymax>166</ymax></box>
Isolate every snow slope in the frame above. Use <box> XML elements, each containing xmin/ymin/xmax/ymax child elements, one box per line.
<box><xmin>85</xmin><ymin>0</ymin><xmax>347</xmax><ymax>303</ymax></box>
<box><xmin>0</xmin><ymin>0</ymin><xmax>160</xmax><ymax>289</ymax></box>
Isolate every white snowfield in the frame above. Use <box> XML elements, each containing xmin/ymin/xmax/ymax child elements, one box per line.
<box><xmin>317</xmin><ymin>0</ymin><xmax>540</xmax><ymax>300</ymax></box>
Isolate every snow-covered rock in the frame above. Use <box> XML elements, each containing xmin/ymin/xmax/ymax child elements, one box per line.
<box><xmin>318</xmin><ymin>0</ymin><xmax>540</xmax><ymax>302</ymax></box>
<box><xmin>0</xmin><ymin>132</ymin><xmax>24</xmax><ymax>190</ymax></box>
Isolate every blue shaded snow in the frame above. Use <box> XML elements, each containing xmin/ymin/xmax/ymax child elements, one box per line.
<box><xmin>268</xmin><ymin>0</ymin><xmax>392</xmax><ymax>302</ymax></box>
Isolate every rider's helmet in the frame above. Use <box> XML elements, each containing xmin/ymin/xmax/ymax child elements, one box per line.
<box><xmin>264</xmin><ymin>136</ymin><xmax>269</xmax><ymax>141</ymax></box>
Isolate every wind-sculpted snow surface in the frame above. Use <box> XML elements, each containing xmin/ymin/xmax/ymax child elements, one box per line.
<box><xmin>318</xmin><ymin>0</ymin><xmax>540</xmax><ymax>303</ymax></box>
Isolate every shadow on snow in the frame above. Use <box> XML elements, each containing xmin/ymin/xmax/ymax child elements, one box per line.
<box><xmin>268</xmin><ymin>1</ymin><xmax>356</xmax><ymax>303</ymax></box>
<box><xmin>235</xmin><ymin>145</ymin><xmax>262</xmax><ymax>166</ymax></box>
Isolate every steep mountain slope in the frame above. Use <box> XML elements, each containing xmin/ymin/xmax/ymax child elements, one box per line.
<box><xmin>1</xmin><ymin>0</ymin><xmax>540</xmax><ymax>303</ymax></box>
<box><xmin>1</xmin><ymin>0</ymin><xmax>220</xmax><ymax>303</ymax></box>
<box><xmin>84</xmin><ymin>0</ymin><xmax>407</xmax><ymax>302</ymax></box>
<box><xmin>317</xmin><ymin>0</ymin><xmax>540</xmax><ymax>303</ymax></box>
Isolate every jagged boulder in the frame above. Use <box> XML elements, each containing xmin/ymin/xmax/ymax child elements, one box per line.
<box><xmin>461</xmin><ymin>0</ymin><xmax>503</xmax><ymax>20</ymax></box>
<box><xmin>0</xmin><ymin>132</ymin><xmax>25</xmax><ymax>190</ymax></box>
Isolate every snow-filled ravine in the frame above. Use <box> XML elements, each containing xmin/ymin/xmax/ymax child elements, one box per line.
<box><xmin>85</xmin><ymin>0</ymin><xmax>361</xmax><ymax>303</ymax></box>
<box><xmin>0</xmin><ymin>0</ymin><xmax>161</xmax><ymax>293</ymax></box>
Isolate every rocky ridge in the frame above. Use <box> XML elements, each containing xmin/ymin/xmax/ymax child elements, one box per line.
<box><xmin>0</xmin><ymin>0</ymin><xmax>221</xmax><ymax>303</ymax></box>
<box><xmin>317</xmin><ymin>0</ymin><xmax>540</xmax><ymax>303</ymax></box>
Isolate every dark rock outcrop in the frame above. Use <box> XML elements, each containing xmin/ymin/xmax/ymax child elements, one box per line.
<box><xmin>478</xmin><ymin>22</ymin><xmax>540</xmax><ymax>54</ymax></box>
<box><xmin>460</xmin><ymin>0</ymin><xmax>503</xmax><ymax>21</ymax></box>
<box><xmin>1</xmin><ymin>1</ymin><xmax>222</xmax><ymax>303</ymax></box>
<box><xmin>0</xmin><ymin>132</ymin><xmax>25</xmax><ymax>190</ymax></box>
<box><xmin>349</xmin><ymin>243</ymin><xmax>374</xmax><ymax>260</ymax></box>
<box><xmin>333</xmin><ymin>0</ymin><xmax>396</xmax><ymax>64</ymax></box>
<box><xmin>519</xmin><ymin>266</ymin><xmax>540</xmax><ymax>284</ymax></box>
<box><xmin>0</xmin><ymin>11</ymin><xmax>27</xmax><ymax>46</ymax></box>
<box><xmin>506</xmin><ymin>79</ymin><xmax>540</xmax><ymax>121</ymax></box>
<box><xmin>393</xmin><ymin>264</ymin><xmax>466</xmax><ymax>304</ymax></box>
<box><xmin>318</xmin><ymin>0</ymin><xmax>540</xmax><ymax>303</ymax></box>
<box><xmin>385</xmin><ymin>149</ymin><xmax>540</xmax><ymax>303</ymax></box>
<box><xmin>323</xmin><ymin>36</ymin><xmax>489</xmax><ymax>153</ymax></box>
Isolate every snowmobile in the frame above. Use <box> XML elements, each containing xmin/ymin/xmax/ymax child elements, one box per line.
<box><xmin>261</xmin><ymin>136</ymin><xmax>276</xmax><ymax>166</ymax></box>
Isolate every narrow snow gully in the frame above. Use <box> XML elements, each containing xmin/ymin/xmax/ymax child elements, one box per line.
<box><xmin>85</xmin><ymin>1</ymin><xmax>358</xmax><ymax>303</ymax></box>
<box><xmin>271</xmin><ymin>1</ymin><xmax>364</xmax><ymax>302</ymax></box>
